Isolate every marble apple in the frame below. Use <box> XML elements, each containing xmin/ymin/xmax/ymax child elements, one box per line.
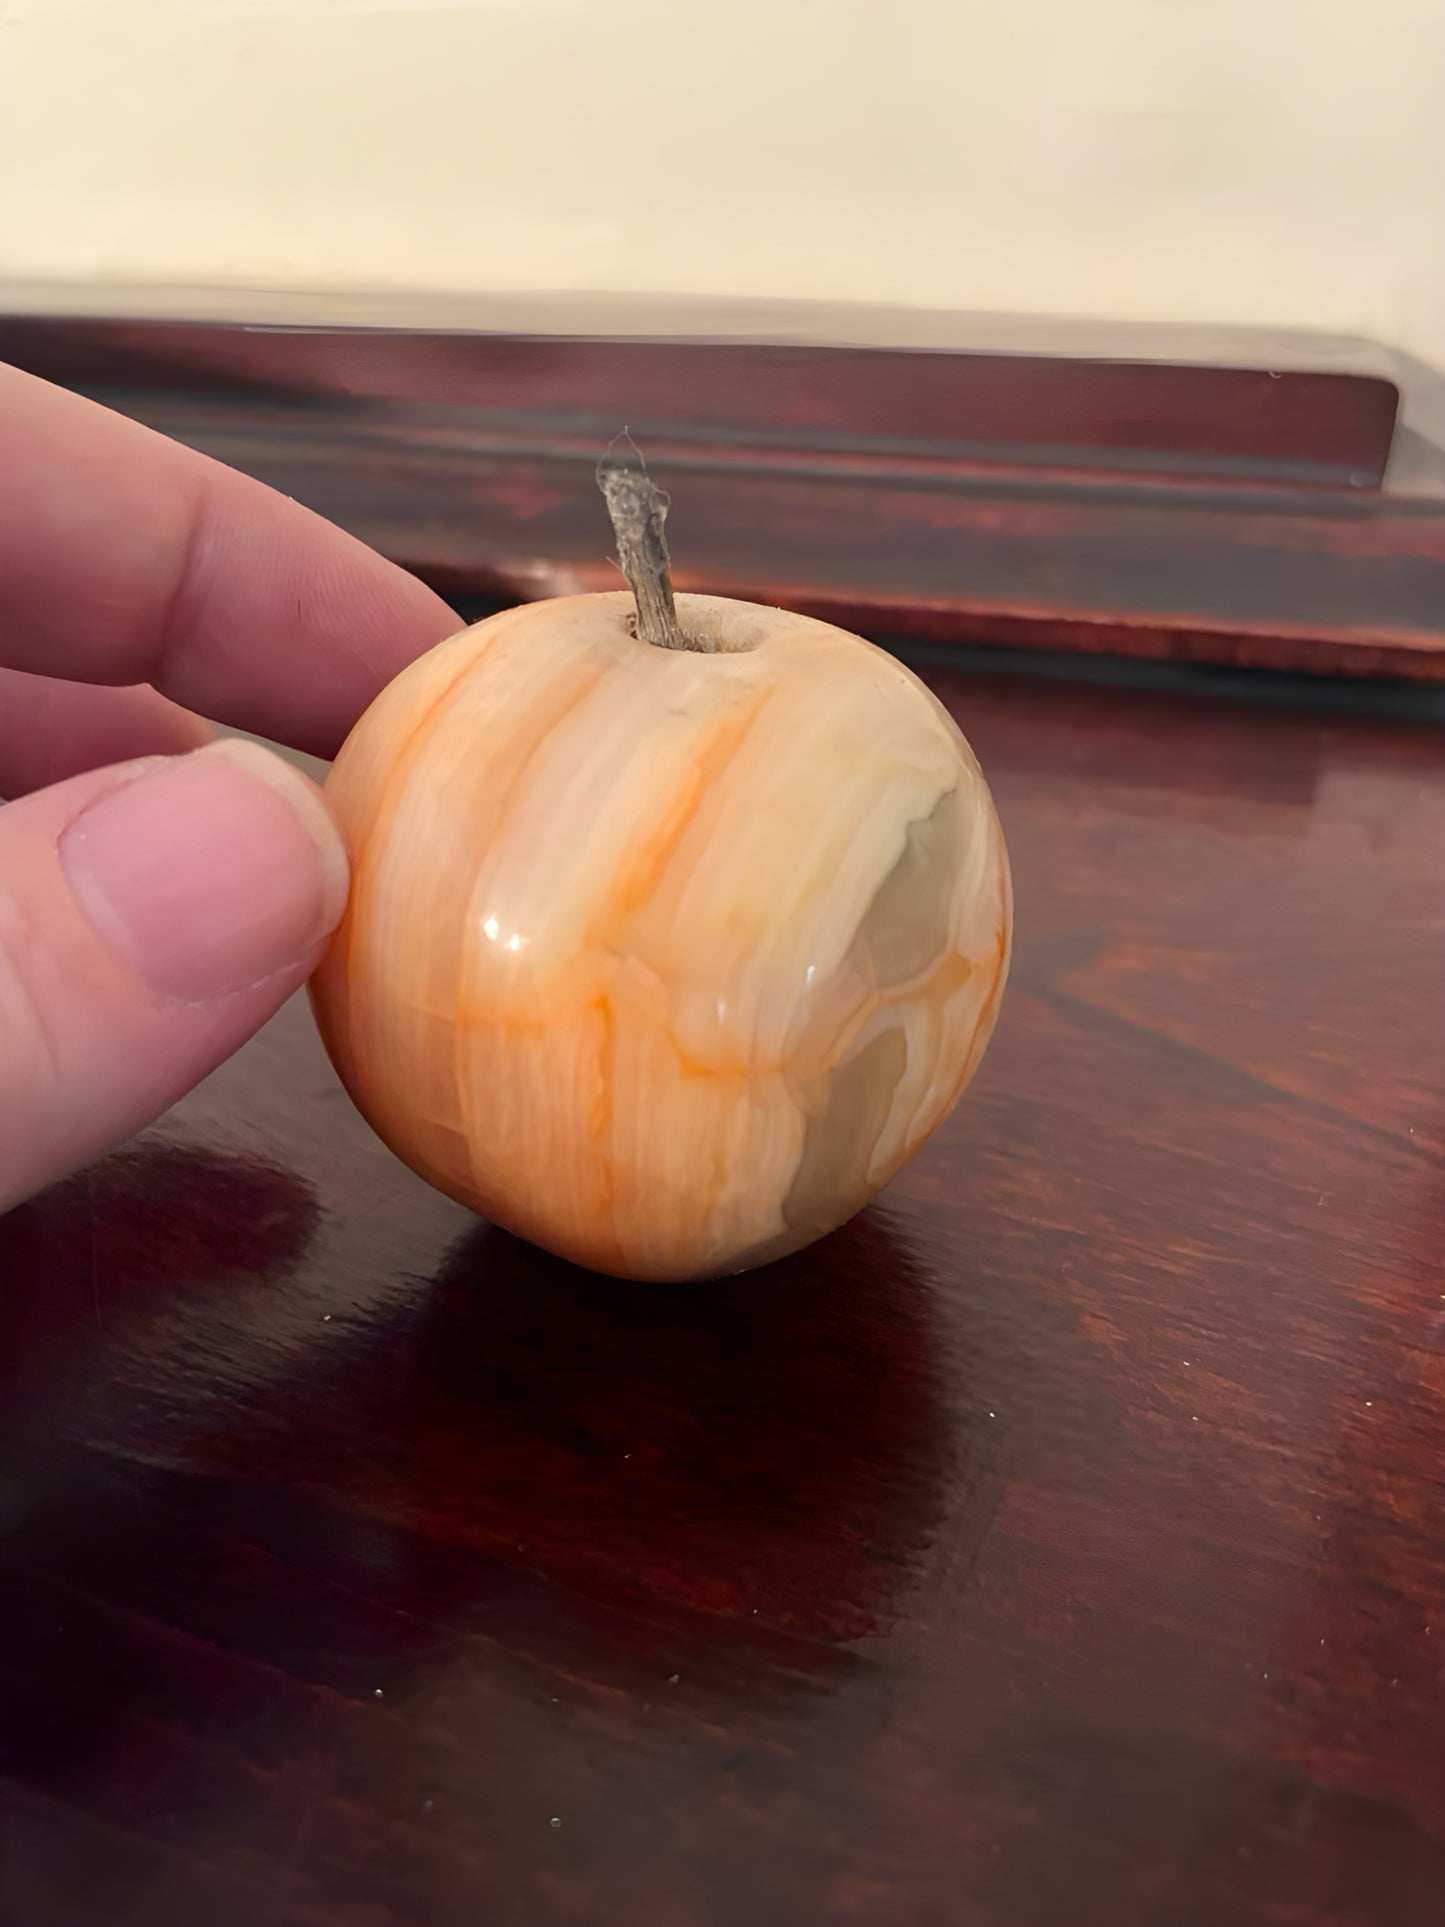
<box><xmin>310</xmin><ymin>463</ymin><xmax>1010</xmax><ymax>1280</ymax></box>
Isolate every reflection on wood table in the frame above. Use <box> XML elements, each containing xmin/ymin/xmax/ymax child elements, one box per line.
<box><xmin>2</xmin><ymin>661</ymin><xmax>1442</xmax><ymax>1927</ymax></box>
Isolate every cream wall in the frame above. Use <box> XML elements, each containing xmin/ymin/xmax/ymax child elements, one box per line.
<box><xmin>0</xmin><ymin>0</ymin><xmax>1442</xmax><ymax>372</ymax></box>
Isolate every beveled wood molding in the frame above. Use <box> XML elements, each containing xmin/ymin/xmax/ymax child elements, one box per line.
<box><xmin>4</xmin><ymin>308</ymin><xmax>1443</xmax><ymax>680</ymax></box>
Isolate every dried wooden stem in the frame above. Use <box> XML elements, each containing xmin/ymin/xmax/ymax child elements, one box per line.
<box><xmin>596</xmin><ymin>445</ymin><xmax>711</xmax><ymax>653</ymax></box>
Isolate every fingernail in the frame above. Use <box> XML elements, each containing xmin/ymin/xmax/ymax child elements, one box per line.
<box><xmin>59</xmin><ymin>739</ymin><xmax>350</xmax><ymax>1001</ymax></box>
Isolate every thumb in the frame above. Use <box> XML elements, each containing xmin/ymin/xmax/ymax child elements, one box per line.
<box><xmin>0</xmin><ymin>738</ymin><xmax>349</xmax><ymax>1212</ymax></box>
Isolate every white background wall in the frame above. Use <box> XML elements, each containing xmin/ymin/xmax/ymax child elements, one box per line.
<box><xmin>0</xmin><ymin>0</ymin><xmax>1441</xmax><ymax>371</ymax></box>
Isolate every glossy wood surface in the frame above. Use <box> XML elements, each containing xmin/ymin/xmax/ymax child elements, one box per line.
<box><xmin>3</xmin><ymin>662</ymin><xmax>1444</xmax><ymax>1926</ymax></box>
<box><xmin>0</xmin><ymin>317</ymin><xmax>1400</xmax><ymax>489</ymax></box>
<box><xmin>4</xmin><ymin>317</ymin><xmax>1443</xmax><ymax>681</ymax></box>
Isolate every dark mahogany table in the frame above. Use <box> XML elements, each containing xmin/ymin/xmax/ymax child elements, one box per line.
<box><xmin>2</xmin><ymin>660</ymin><xmax>1442</xmax><ymax>1927</ymax></box>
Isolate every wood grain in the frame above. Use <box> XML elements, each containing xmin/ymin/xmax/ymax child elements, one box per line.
<box><xmin>4</xmin><ymin>315</ymin><xmax>1444</xmax><ymax>682</ymax></box>
<box><xmin>0</xmin><ymin>317</ymin><xmax>1399</xmax><ymax>490</ymax></box>
<box><xmin>3</xmin><ymin>663</ymin><xmax>1442</xmax><ymax>1925</ymax></box>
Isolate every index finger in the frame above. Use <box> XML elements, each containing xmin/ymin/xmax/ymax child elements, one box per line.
<box><xmin>0</xmin><ymin>361</ymin><xmax>461</xmax><ymax>757</ymax></box>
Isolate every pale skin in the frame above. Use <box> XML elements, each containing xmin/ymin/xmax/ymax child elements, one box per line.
<box><xmin>0</xmin><ymin>362</ymin><xmax>459</xmax><ymax>1213</ymax></box>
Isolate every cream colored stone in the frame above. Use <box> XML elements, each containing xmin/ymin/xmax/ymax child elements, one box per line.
<box><xmin>310</xmin><ymin>592</ymin><xmax>1010</xmax><ymax>1280</ymax></box>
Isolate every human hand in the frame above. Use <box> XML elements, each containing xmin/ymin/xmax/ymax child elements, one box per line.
<box><xmin>0</xmin><ymin>362</ymin><xmax>459</xmax><ymax>1212</ymax></box>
